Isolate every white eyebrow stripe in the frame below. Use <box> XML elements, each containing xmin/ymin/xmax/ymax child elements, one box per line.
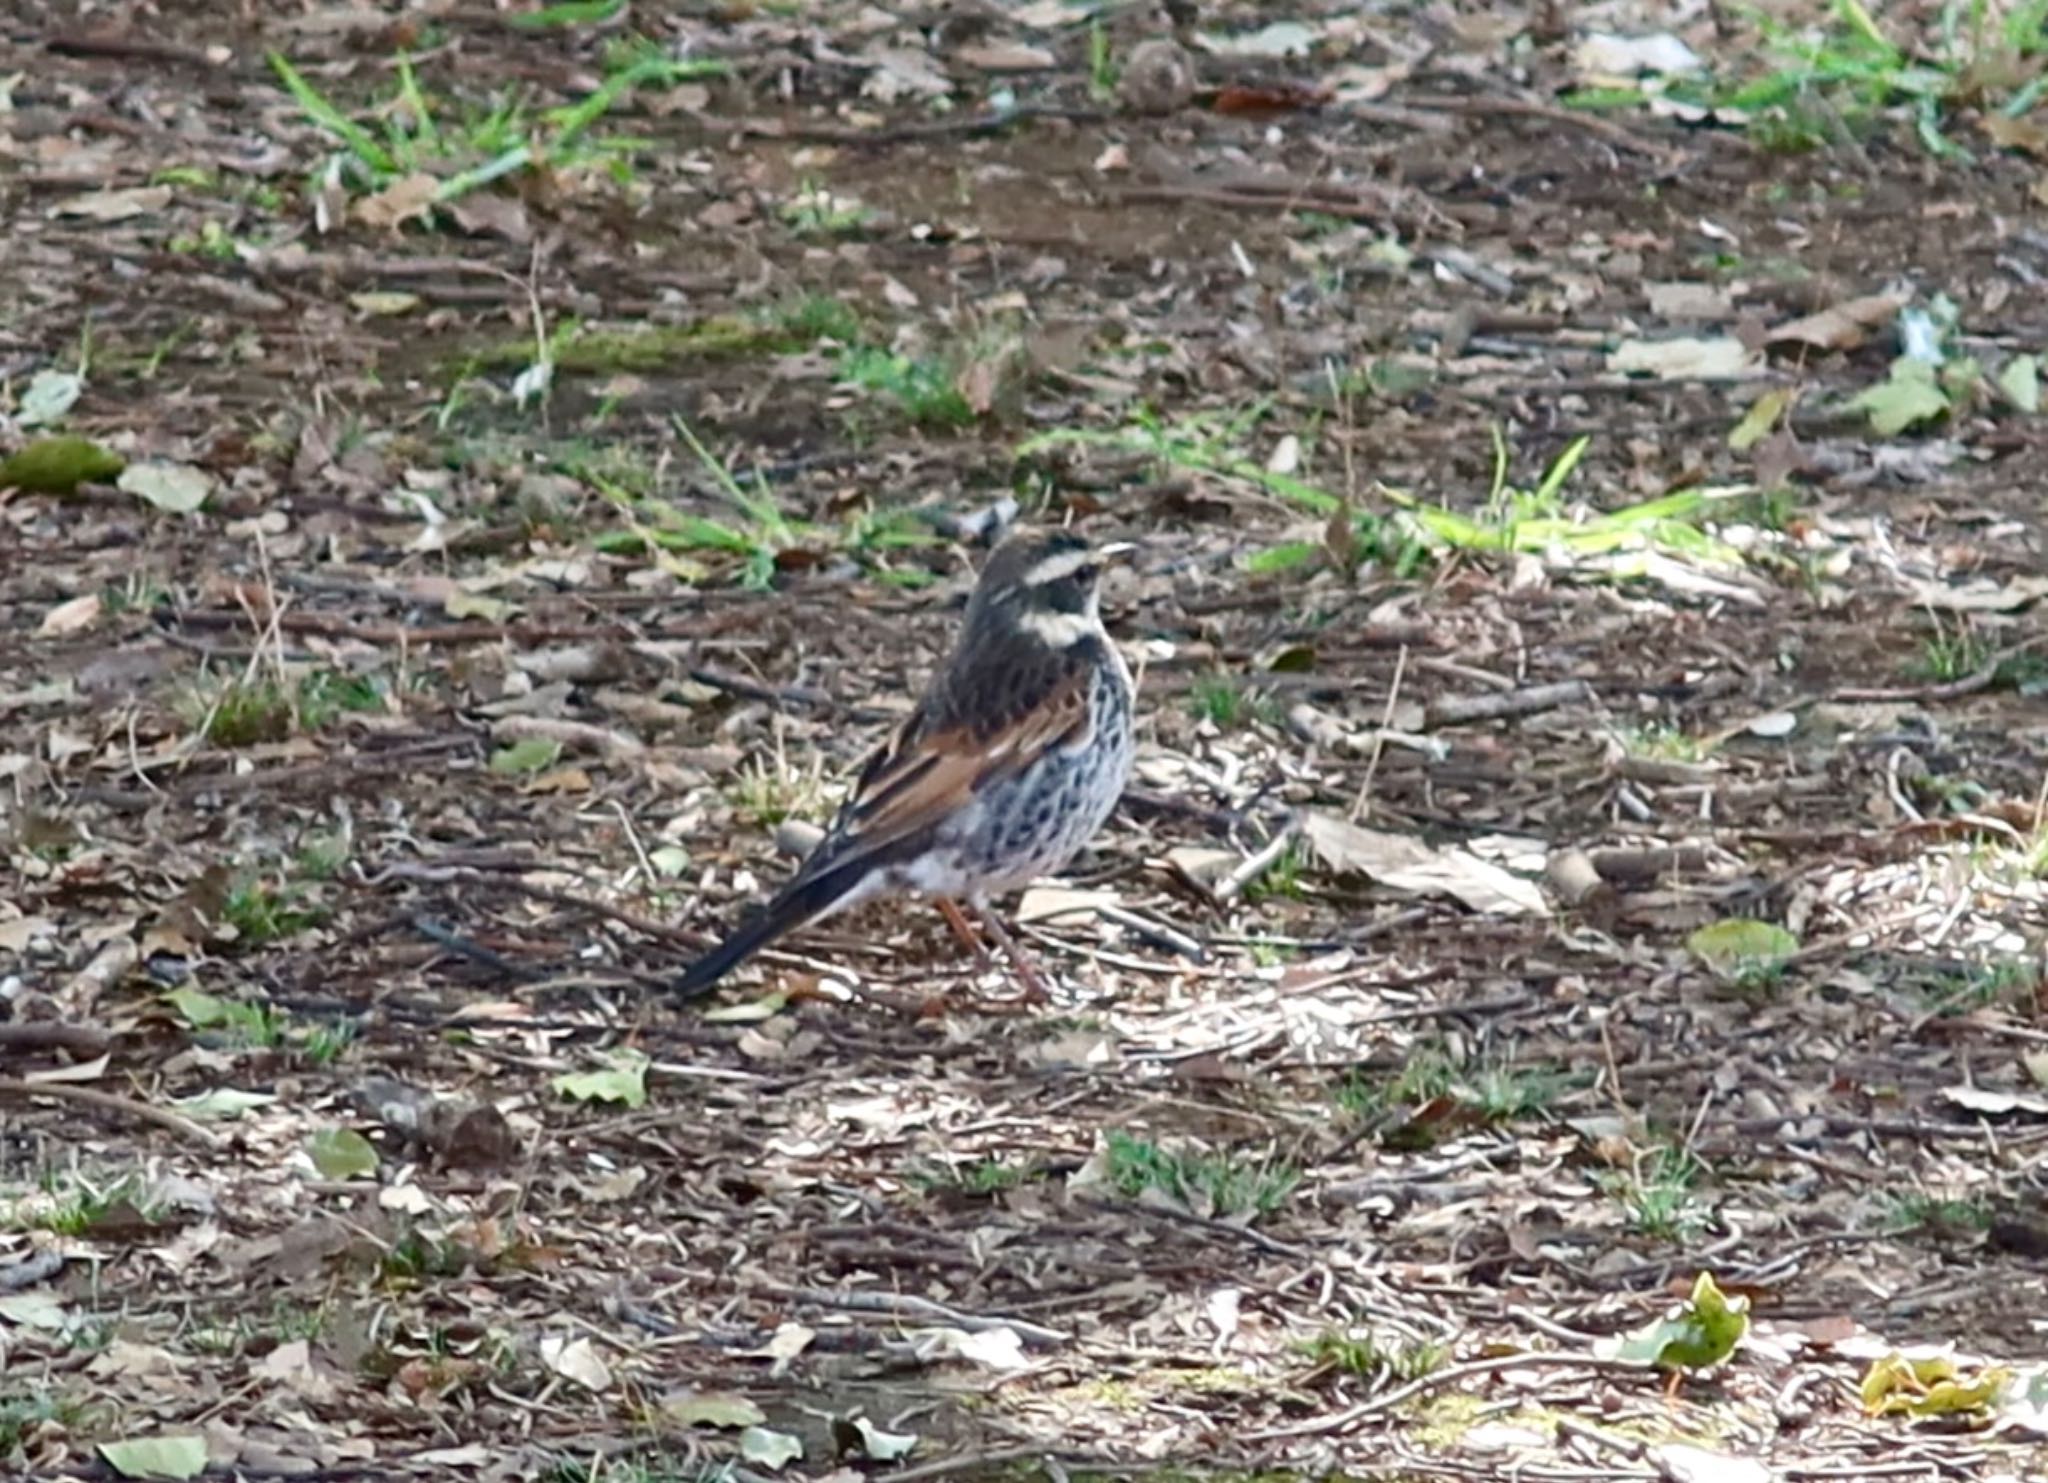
<box><xmin>1015</xmin><ymin>609</ymin><xmax>1095</xmax><ymax>648</ymax></box>
<box><xmin>1022</xmin><ymin>549</ymin><xmax>1093</xmax><ymax>586</ymax></box>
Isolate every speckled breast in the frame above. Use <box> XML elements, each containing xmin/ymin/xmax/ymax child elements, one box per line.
<box><xmin>962</xmin><ymin>655</ymin><xmax>1134</xmax><ymax>893</ymax></box>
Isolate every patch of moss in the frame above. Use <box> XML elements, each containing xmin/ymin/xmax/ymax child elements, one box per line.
<box><xmin>1068</xmin><ymin>1377</ymin><xmax>1145</xmax><ymax>1413</ymax></box>
<box><xmin>1407</xmin><ymin>1390</ymin><xmax>1491</xmax><ymax>1448</ymax></box>
<box><xmin>465</xmin><ymin>299</ymin><xmax>859</xmax><ymax>373</ymax></box>
<box><xmin>0</xmin><ymin>436</ymin><xmax>125</xmax><ymax>494</ymax></box>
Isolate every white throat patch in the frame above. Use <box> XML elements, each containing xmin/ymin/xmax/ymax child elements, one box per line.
<box><xmin>1015</xmin><ymin>608</ymin><xmax>1097</xmax><ymax>648</ymax></box>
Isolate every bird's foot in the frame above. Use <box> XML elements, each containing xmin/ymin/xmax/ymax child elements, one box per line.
<box><xmin>934</xmin><ymin>896</ymin><xmax>996</xmax><ymax>971</ymax></box>
<box><xmin>970</xmin><ymin>903</ymin><xmax>1055</xmax><ymax>1006</ymax></box>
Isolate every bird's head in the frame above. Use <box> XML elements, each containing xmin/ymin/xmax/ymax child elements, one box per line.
<box><xmin>969</xmin><ymin>528</ymin><xmax>1131</xmax><ymax>647</ymax></box>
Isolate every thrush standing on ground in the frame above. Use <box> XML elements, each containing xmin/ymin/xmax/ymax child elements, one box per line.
<box><xmin>675</xmin><ymin>527</ymin><xmax>1136</xmax><ymax>999</ymax></box>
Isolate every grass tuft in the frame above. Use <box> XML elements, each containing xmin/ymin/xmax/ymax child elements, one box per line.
<box><xmin>188</xmin><ymin>668</ymin><xmax>385</xmax><ymax>747</ymax></box>
<box><xmin>911</xmin><ymin>1156</ymin><xmax>1037</xmax><ymax>1196</ymax></box>
<box><xmin>269</xmin><ymin>45</ymin><xmax>726</xmax><ymax>218</ymax></box>
<box><xmin>1246</xmin><ymin>839</ymin><xmax>1312</xmax><ymax>904</ymax></box>
<box><xmin>1101</xmin><ymin>1131</ymin><xmax>1297</xmax><ymax>1220</ymax></box>
<box><xmin>1886</xmin><ymin>1191</ymin><xmax>1994</xmax><ymax>1235</ymax></box>
<box><xmin>223</xmin><ymin>878</ymin><xmax>325</xmax><ymax>947</ymax></box>
<box><xmin>1336</xmin><ymin>1044</ymin><xmax>1571</xmax><ymax>1129</ymax></box>
<box><xmin>592</xmin><ymin>416</ymin><xmax>936</xmax><ymax>590</ymax></box>
<box><xmin>780</xmin><ymin>178</ymin><xmax>872</xmax><ymax>237</ymax></box>
<box><xmin>1301</xmin><ymin>1327</ymin><xmax>1448</xmax><ymax>1382</ymax></box>
<box><xmin>1569</xmin><ymin>0</ymin><xmax>2048</xmax><ymax>161</ymax></box>
<box><xmin>725</xmin><ymin>751</ymin><xmax>828</xmax><ymax>828</ymax></box>
<box><xmin>1187</xmin><ymin>673</ymin><xmax>1279</xmax><ymax>730</ymax></box>
<box><xmin>840</xmin><ymin>347</ymin><xmax>977</xmax><ymax>429</ymax></box>
<box><xmin>3</xmin><ymin>1171</ymin><xmax>162</xmax><ymax>1237</ymax></box>
<box><xmin>1598</xmin><ymin>1144</ymin><xmax>1710</xmax><ymax>1243</ymax></box>
<box><xmin>0</xmin><ymin>1390</ymin><xmax>95</xmax><ymax>1457</ymax></box>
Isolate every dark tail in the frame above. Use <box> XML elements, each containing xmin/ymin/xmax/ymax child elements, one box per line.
<box><xmin>672</xmin><ymin>854</ymin><xmax>873</xmax><ymax>997</ymax></box>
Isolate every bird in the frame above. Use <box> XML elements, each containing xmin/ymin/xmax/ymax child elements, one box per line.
<box><xmin>676</xmin><ymin>527</ymin><xmax>1136</xmax><ymax>1000</ymax></box>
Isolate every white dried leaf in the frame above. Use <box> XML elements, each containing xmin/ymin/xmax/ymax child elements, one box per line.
<box><xmin>1608</xmin><ymin>336</ymin><xmax>1762</xmax><ymax>381</ymax></box>
<box><xmin>539</xmin><ymin>1334</ymin><xmax>613</xmax><ymax>1392</ymax></box>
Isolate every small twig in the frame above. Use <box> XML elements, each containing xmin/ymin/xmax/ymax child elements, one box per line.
<box><xmin>1715</xmin><ymin>1113</ymin><xmax>1993</xmax><ymax>1142</ymax></box>
<box><xmin>0</xmin><ymin>1023</ymin><xmax>114</xmax><ymax>1058</ymax></box>
<box><xmin>1555</xmin><ymin>1413</ymin><xmax>1647</xmax><ymax>1460</ymax></box>
<box><xmin>1107</xmin><ymin>181</ymin><xmax>1460</xmax><ymax>234</ymax></box>
<box><xmin>1832</xmin><ymin>633</ymin><xmax>2048</xmax><ymax>703</ymax></box>
<box><xmin>686</xmin><ymin>663</ymin><xmax>902</xmax><ymax>725</ymax></box>
<box><xmin>1506</xmin><ymin>1304</ymin><xmax>1609</xmax><ymax>1346</ymax></box>
<box><xmin>1075</xmin><ymin>1194</ymin><xmax>1311</xmax><ymax>1260</ymax></box>
<box><xmin>750</xmin><ymin>1282</ymin><xmax>1068</xmax><ymax>1346</ymax></box>
<box><xmin>1404</xmin><ymin>91</ymin><xmax>1682</xmax><ymax>164</ymax></box>
<box><xmin>57</xmin><ymin>939</ymin><xmax>137</xmax><ymax>1021</ymax></box>
<box><xmin>0</xmin><ymin>1077</ymin><xmax>224</xmax><ymax>1149</ymax></box>
<box><xmin>738</xmin><ymin>103</ymin><xmax>1110</xmax><ymax>148</ymax></box>
<box><xmin>1354</xmin><ymin>642</ymin><xmax>1409</xmax><ymax>819</ymax></box>
<box><xmin>1426</xmin><ymin>680</ymin><xmax>1592</xmax><ymax>728</ymax></box>
<box><xmin>1213</xmin><ymin>816</ymin><xmax>1300</xmax><ymax>903</ymax></box>
<box><xmin>1118</xmin><ymin>786</ymin><xmax>1247</xmax><ymax>837</ymax></box>
<box><xmin>1094</xmin><ymin>904</ymin><xmax>1206</xmax><ymax>962</ymax></box>
<box><xmin>611</xmin><ymin>798</ymin><xmax>661</xmax><ymax>889</ymax></box>
<box><xmin>168</xmin><ymin>608</ymin><xmax>637</xmax><ymax>648</ymax></box>
<box><xmin>1243</xmin><ymin>1350</ymin><xmax>1653</xmax><ymax>1441</ymax></box>
<box><xmin>411</xmin><ymin>916</ymin><xmax>546</xmax><ymax>982</ymax></box>
<box><xmin>121</xmin><ymin>737</ymin><xmax>472</xmax><ymax>799</ymax></box>
<box><xmin>366</xmin><ymin>863</ymin><xmax>705</xmax><ymax>949</ymax></box>
<box><xmin>490</xmin><ymin>714</ymin><xmax>647</xmax><ymax>762</ymax></box>
<box><xmin>45</xmin><ymin>30</ymin><xmax>218</xmax><ymax>67</ymax></box>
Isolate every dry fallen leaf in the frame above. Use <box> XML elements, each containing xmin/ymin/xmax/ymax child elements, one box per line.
<box><xmin>254</xmin><ymin>1339</ymin><xmax>339</xmax><ymax>1402</ymax></box>
<box><xmin>956</xmin><ymin>42</ymin><xmax>1057</xmax><ymax>71</ymax></box>
<box><xmin>1983</xmin><ymin>112</ymin><xmax>2048</xmax><ymax>159</ymax></box>
<box><xmin>1765</xmin><ymin>292</ymin><xmax>1908</xmax><ymax>351</ymax></box>
<box><xmin>1016</xmin><ymin>885</ymin><xmax>1117</xmax><ymax>923</ymax></box>
<box><xmin>1300</xmin><ymin>811</ymin><xmax>1549</xmax><ymax>917</ymax></box>
<box><xmin>540</xmin><ymin>1334</ymin><xmax>613</xmax><ymax>1392</ymax></box>
<box><xmin>1901</xmin><ymin>573</ymin><xmax>2048</xmax><ymax>613</ymax></box>
<box><xmin>37</xmin><ymin>592</ymin><xmax>102</xmax><ymax>637</ymax></box>
<box><xmin>1647</xmin><ymin>281</ymin><xmax>1736</xmax><ymax>322</ymax></box>
<box><xmin>447</xmin><ymin>191</ymin><xmax>532</xmax><ymax>242</ymax></box>
<box><xmin>1608</xmin><ymin>335</ymin><xmax>1764</xmax><ymax>380</ymax></box>
<box><xmin>51</xmin><ymin>185</ymin><xmax>173</xmax><ymax>221</ymax></box>
<box><xmin>352</xmin><ymin>172</ymin><xmax>440</xmax><ymax>231</ymax></box>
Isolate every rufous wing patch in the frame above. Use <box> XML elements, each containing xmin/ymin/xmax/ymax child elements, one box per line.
<box><xmin>841</xmin><ymin>665</ymin><xmax>1090</xmax><ymax>850</ymax></box>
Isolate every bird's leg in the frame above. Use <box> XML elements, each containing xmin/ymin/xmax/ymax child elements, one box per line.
<box><xmin>970</xmin><ymin>901</ymin><xmax>1052</xmax><ymax>1005</ymax></box>
<box><xmin>934</xmin><ymin>897</ymin><xmax>994</xmax><ymax>968</ymax></box>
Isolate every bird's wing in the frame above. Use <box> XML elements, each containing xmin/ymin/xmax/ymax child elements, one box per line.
<box><xmin>797</xmin><ymin>636</ymin><xmax>1096</xmax><ymax>883</ymax></box>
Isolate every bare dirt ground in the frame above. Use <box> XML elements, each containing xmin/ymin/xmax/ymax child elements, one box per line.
<box><xmin>4</xmin><ymin>1</ymin><xmax>2048</xmax><ymax>1480</ymax></box>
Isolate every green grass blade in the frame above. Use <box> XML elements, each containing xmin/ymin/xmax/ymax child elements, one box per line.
<box><xmin>509</xmin><ymin>0</ymin><xmax>626</xmax><ymax>28</ymax></box>
<box><xmin>673</xmin><ymin>416</ymin><xmax>749</xmax><ymax>506</ymax></box>
<box><xmin>436</xmin><ymin>144</ymin><xmax>535</xmax><ymax>202</ymax></box>
<box><xmin>1532</xmin><ymin>435</ymin><xmax>1592</xmax><ymax>505</ymax></box>
<box><xmin>269</xmin><ymin>52</ymin><xmax>396</xmax><ymax>175</ymax></box>
<box><xmin>1245</xmin><ymin>541</ymin><xmax>1323</xmax><ymax>574</ymax></box>
<box><xmin>1833</xmin><ymin>0</ymin><xmax>1899</xmax><ymax>58</ymax></box>
<box><xmin>547</xmin><ymin>55</ymin><xmax>728</xmax><ymax>153</ymax></box>
<box><xmin>1487</xmin><ymin>423</ymin><xmax>1509</xmax><ymax>507</ymax></box>
<box><xmin>394</xmin><ymin>55</ymin><xmax>440</xmax><ymax>155</ymax></box>
<box><xmin>1594</xmin><ymin>489</ymin><xmax>1710</xmax><ymax>526</ymax></box>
